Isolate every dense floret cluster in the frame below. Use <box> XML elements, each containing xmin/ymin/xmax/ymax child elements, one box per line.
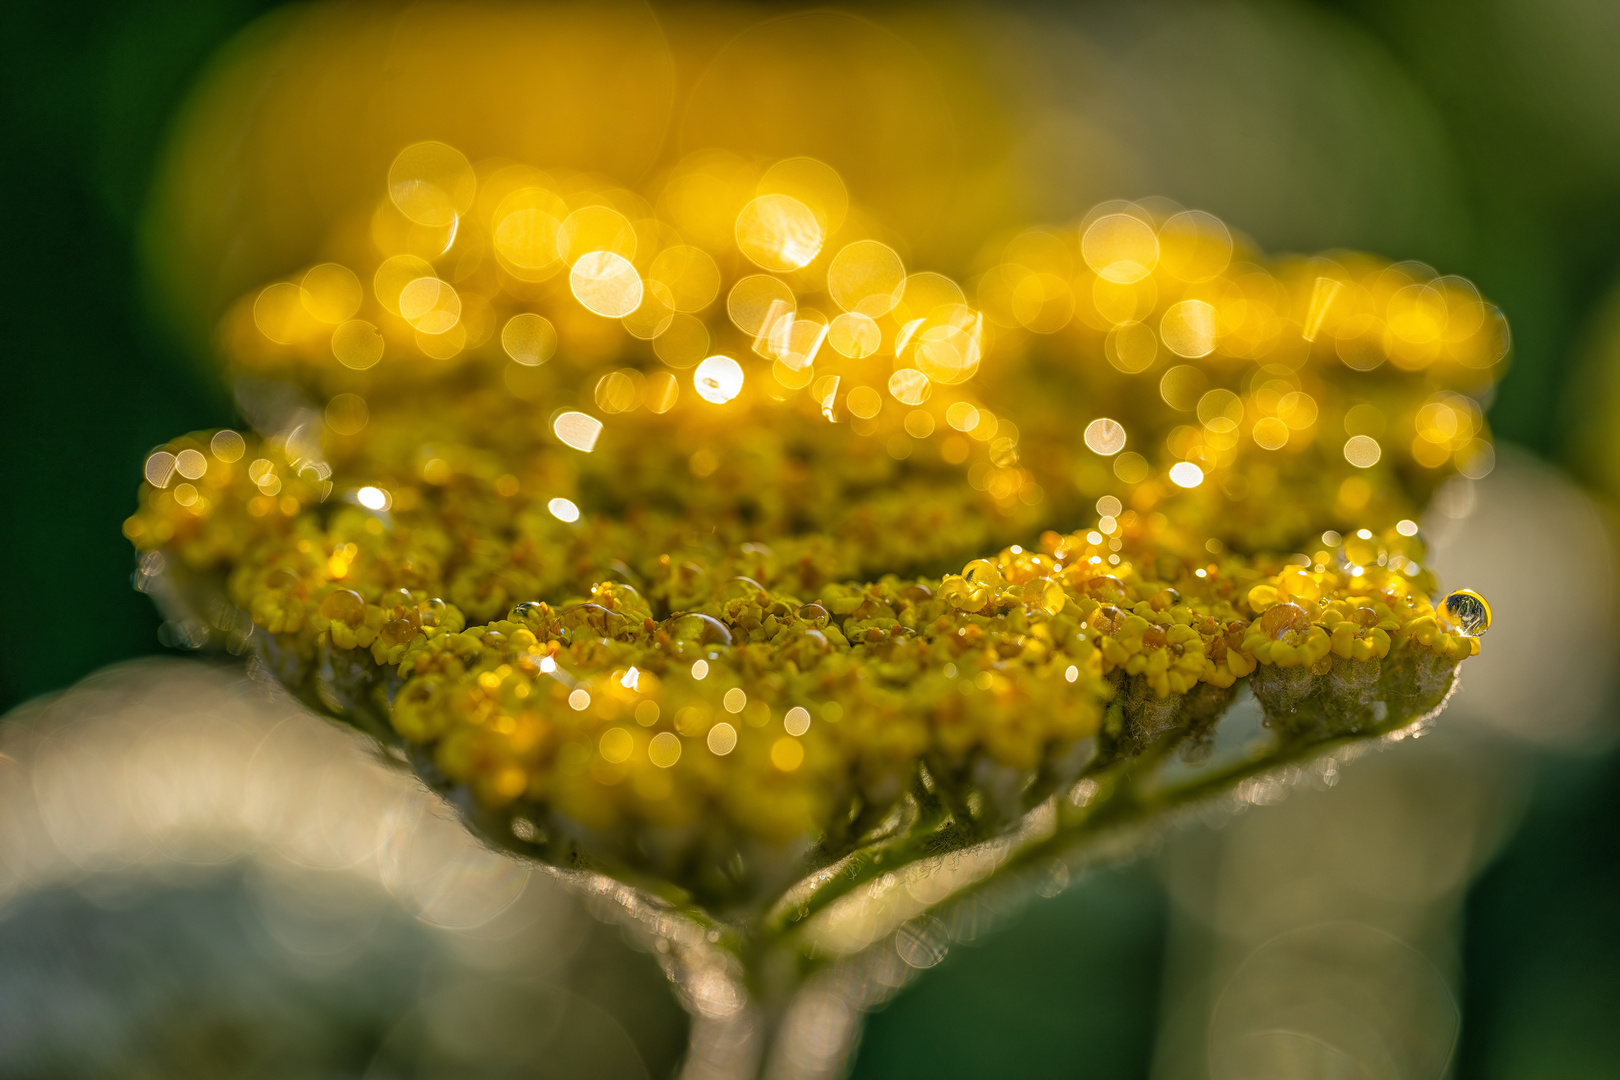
<box><xmin>126</xmin><ymin>429</ymin><xmax>1484</xmax><ymax>906</ymax></box>
<box><xmin>127</xmin><ymin>156</ymin><xmax>1497</xmax><ymax>906</ymax></box>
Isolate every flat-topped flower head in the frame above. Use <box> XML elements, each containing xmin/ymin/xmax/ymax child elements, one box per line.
<box><xmin>128</xmin><ymin>152</ymin><xmax>1498</xmax><ymax>912</ymax></box>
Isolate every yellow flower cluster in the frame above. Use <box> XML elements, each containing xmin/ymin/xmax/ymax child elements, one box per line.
<box><xmin>125</xmin><ymin>417</ymin><xmax>1486</xmax><ymax>906</ymax></box>
<box><xmin>126</xmin><ymin>149</ymin><xmax>1500</xmax><ymax>905</ymax></box>
<box><xmin>213</xmin><ymin>144</ymin><xmax>1507</xmax><ymax>557</ymax></box>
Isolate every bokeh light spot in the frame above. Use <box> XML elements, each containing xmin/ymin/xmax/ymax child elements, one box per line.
<box><xmin>728</xmin><ymin>275</ymin><xmax>796</xmax><ymax>337</ymax></box>
<box><xmin>648</xmin><ymin>732</ymin><xmax>683</xmax><ymax>769</ymax></box>
<box><xmin>210</xmin><ymin>430</ymin><xmax>246</xmax><ymax>462</ymax></box>
<box><xmin>398</xmin><ymin>277</ymin><xmax>462</xmax><ymax>334</ymax></box>
<box><xmin>1105</xmin><ymin>322</ymin><xmax>1158</xmax><ymax>373</ymax></box>
<box><xmin>1161</xmin><ymin>299</ymin><xmax>1218</xmax><ymax>358</ymax></box>
<box><xmin>1344</xmin><ymin>435</ymin><xmax>1382</xmax><ymax>468</ymax></box>
<box><xmin>1302</xmin><ymin>277</ymin><xmax>1344</xmax><ymax>342</ymax></box>
<box><xmin>493</xmin><ymin>206</ymin><xmax>564</xmax><ymax>276</ymax></box>
<box><xmin>828</xmin><ymin>312</ymin><xmax>881</xmax><ymax>358</ymax></box>
<box><xmin>558</xmin><ymin>205</ymin><xmax>637</xmax><ymax>265</ymax></box>
<box><xmin>332</xmin><ymin>320</ymin><xmax>385</xmax><ymax>370</ymax></box>
<box><xmin>1160</xmin><ymin>365</ymin><xmax>1210</xmax><ymax>411</ymax></box>
<box><xmin>388</xmin><ymin>141</ymin><xmax>475</xmax><ymax>227</ymax></box>
<box><xmin>946</xmin><ymin>402</ymin><xmax>979</xmax><ymax>432</ymax></box>
<box><xmin>570</xmin><ymin>251</ymin><xmax>643</xmax><ymax>318</ymax></box>
<box><xmin>553</xmin><ymin>411</ymin><xmax>603</xmax><ymax>452</ymax></box>
<box><xmin>501</xmin><ymin>313</ymin><xmax>557</xmax><ymax>366</ymax></box>
<box><xmin>325</xmin><ymin>393</ymin><xmax>369</xmax><ymax>436</ymax></box>
<box><xmin>174</xmin><ymin>449</ymin><xmax>207</xmax><ymax>480</ymax></box>
<box><xmin>893</xmin><ymin>273</ymin><xmax>966</xmax><ymax>326</ymax></box>
<box><xmin>595</xmin><ymin>370</ymin><xmax>645</xmax><ymax>414</ymax></box>
<box><xmin>1157</xmin><ymin>210</ymin><xmax>1232</xmax><ymax>282</ymax></box>
<box><xmin>912</xmin><ymin>315</ymin><xmax>982</xmax><ymax>385</ymax></box>
<box><xmin>645</xmin><ymin>371</ymin><xmax>680</xmax><ymax>414</ymax></box>
<box><xmin>649</xmin><ymin>245</ymin><xmax>722</xmax><ymax>313</ymax></box>
<box><xmin>693</xmin><ymin>356</ymin><xmax>744</xmax><ymax>403</ymax></box>
<box><xmin>598</xmin><ymin>726</ymin><xmax>631</xmax><ymax>761</ymax></box>
<box><xmin>144</xmin><ymin>452</ymin><xmax>176</xmax><ymax>488</ymax></box>
<box><xmin>736</xmin><ymin>194</ymin><xmax>823</xmax><ymax>271</ymax></box>
<box><xmin>300</xmin><ymin>263</ymin><xmax>363</xmax><ymax>324</ymax></box>
<box><xmin>374</xmin><ymin>255</ymin><xmax>435</xmax><ymax>316</ymax></box>
<box><xmin>847</xmin><ymin>386</ymin><xmax>882</xmax><ymax>419</ymax></box>
<box><xmin>654</xmin><ymin>314</ymin><xmax>711</xmax><ymax>369</ymax></box>
<box><xmin>1082</xmin><ymin>213</ymin><xmax>1159</xmax><ymax>283</ymax></box>
<box><xmin>827</xmin><ymin>240</ymin><xmax>905</xmax><ymax>316</ymax></box>
<box><xmin>253</xmin><ymin>282</ymin><xmax>309</xmax><ymax>344</ymax></box>
<box><xmin>758</xmin><ymin>157</ymin><xmax>848</xmax><ymax>232</ymax></box>
<box><xmin>1169</xmin><ymin>461</ymin><xmax>1205</xmax><ymax>488</ymax></box>
<box><xmin>1252</xmin><ymin>417</ymin><xmax>1290</xmax><ymax>450</ymax></box>
<box><xmin>706</xmin><ymin>722</ymin><xmax>737</xmax><ymax>756</ymax></box>
<box><xmin>1084</xmin><ymin>418</ymin><xmax>1127</xmax><ymax>456</ymax></box>
<box><xmin>888</xmin><ymin>368</ymin><xmax>931</xmax><ymax>406</ymax></box>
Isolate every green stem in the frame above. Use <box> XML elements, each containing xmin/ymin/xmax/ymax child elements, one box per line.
<box><xmin>759</xmin><ymin>705</ymin><xmax>1427</xmax><ymax>987</ymax></box>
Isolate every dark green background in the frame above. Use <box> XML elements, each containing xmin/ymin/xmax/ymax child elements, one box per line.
<box><xmin>2</xmin><ymin>2</ymin><xmax>1616</xmax><ymax>1076</ymax></box>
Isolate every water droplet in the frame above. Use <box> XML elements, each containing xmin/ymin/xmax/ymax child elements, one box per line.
<box><xmin>717</xmin><ymin>576</ymin><xmax>767</xmax><ymax>604</ymax></box>
<box><xmin>559</xmin><ymin>603</ymin><xmax>627</xmax><ymax>640</ymax></box>
<box><xmin>1150</xmin><ymin>587</ymin><xmax>1182</xmax><ymax>610</ymax></box>
<box><xmin>1441</xmin><ymin>589</ymin><xmax>1491</xmax><ymax>637</ymax></box>
<box><xmin>667</xmin><ymin>613</ymin><xmax>733</xmax><ymax>647</ymax></box>
<box><xmin>1259</xmin><ymin>602</ymin><xmax>1311</xmax><ymax>640</ymax></box>
<box><xmin>509</xmin><ymin>601</ymin><xmax>545</xmax><ymax>627</ymax></box>
<box><xmin>380</xmin><ymin>618</ymin><xmax>417</xmax><ymax>646</ymax></box>
<box><xmin>319</xmin><ymin>588</ymin><xmax>366</xmax><ymax>627</ymax></box>
<box><xmin>963</xmin><ymin>559</ymin><xmax>1002</xmax><ymax>587</ymax></box>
